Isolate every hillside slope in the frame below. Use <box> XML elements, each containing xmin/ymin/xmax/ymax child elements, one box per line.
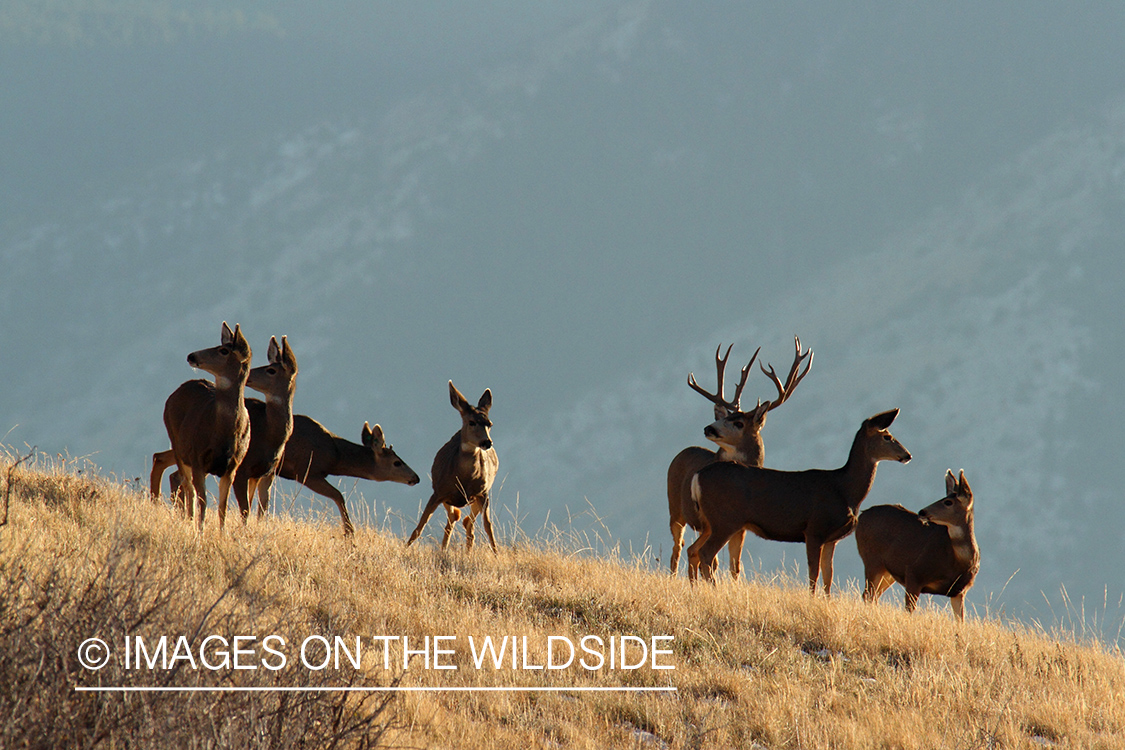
<box><xmin>2</xmin><ymin>453</ymin><xmax>1122</xmax><ymax>748</ymax></box>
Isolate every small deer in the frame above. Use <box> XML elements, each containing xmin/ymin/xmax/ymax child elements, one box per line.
<box><xmin>255</xmin><ymin>416</ymin><xmax>421</xmax><ymax>536</ymax></box>
<box><xmin>406</xmin><ymin>381</ymin><xmax>498</xmax><ymax>552</ymax></box>
<box><xmin>154</xmin><ymin>335</ymin><xmax>299</xmax><ymax>527</ymax></box>
<box><xmin>856</xmin><ymin>469</ymin><xmax>979</xmax><ymax>621</ymax></box>
<box><xmin>151</xmin><ymin>322</ymin><xmax>252</xmax><ymax>531</ymax></box>
<box><xmin>667</xmin><ymin>338</ymin><xmax>812</xmax><ymax>579</ymax></box>
<box><xmin>688</xmin><ymin>408</ymin><xmax>911</xmax><ymax>593</ymax></box>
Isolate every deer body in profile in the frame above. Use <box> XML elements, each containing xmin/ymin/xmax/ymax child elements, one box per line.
<box><xmin>856</xmin><ymin>470</ymin><xmax>979</xmax><ymax>620</ymax></box>
<box><xmin>406</xmin><ymin>381</ymin><xmax>498</xmax><ymax>552</ymax></box>
<box><xmin>668</xmin><ymin>338</ymin><xmax>812</xmax><ymax>579</ymax></box>
<box><xmin>688</xmin><ymin>408</ymin><xmax>911</xmax><ymax>593</ymax></box>
<box><xmin>256</xmin><ymin>417</ymin><xmax>420</xmax><ymax>536</ymax></box>
<box><xmin>151</xmin><ymin>322</ymin><xmax>252</xmax><ymax>531</ymax></box>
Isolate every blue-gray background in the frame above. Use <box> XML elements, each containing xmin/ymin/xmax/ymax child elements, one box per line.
<box><xmin>2</xmin><ymin>2</ymin><xmax>1122</xmax><ymax>632</ymax></box>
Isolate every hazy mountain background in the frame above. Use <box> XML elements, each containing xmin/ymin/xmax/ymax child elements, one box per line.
<box><xmin>2</xmin><ymin>1</ymin><xmax>1122</xmax><ymax>629</ymax></box>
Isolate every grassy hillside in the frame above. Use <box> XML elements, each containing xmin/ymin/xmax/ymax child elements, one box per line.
<box><xmin>1</xmin><ymin>451</ymin><xmax>1123</xmax><ymax>749</ymax></box>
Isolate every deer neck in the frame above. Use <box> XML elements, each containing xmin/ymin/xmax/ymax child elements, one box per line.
<box><xmin>838</xmin><ymin>431</ymin><xmax>881</xmax><ymax>511</ymax></box>
<box><xmin>945</xmin><ymin>517</ymin><xmax>978</xmax><ymax>568</ymax></box>
<box><xmin>720</xmin><ymin>434</ymin><xmax>765</xmax><ymax>470</ymax></box>
<box><xmin>332</xmin><ymin>436</ymin><xmax>378</xmax><ymax>480</ymax></box>
<box><xmin>213</xmin><ymin>368</ymin><xmax>249</xmax><ymax>415</ymax></box>
<box><xmin>262</xmin><ymin>391</ymin><xmax>295</xmax><ymax>448</ymax></box>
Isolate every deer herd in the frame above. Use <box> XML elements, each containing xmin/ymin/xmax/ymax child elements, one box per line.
<box><xmin>151</xmin><ymin>323</ymin><xmax>980</xmax><ymax>620</ymax></box>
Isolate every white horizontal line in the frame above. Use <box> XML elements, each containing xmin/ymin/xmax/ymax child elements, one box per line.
<box><xmin>75</xmin><ymin>686</ymin><xmax>677</xmax><ymax>693</ymax></box>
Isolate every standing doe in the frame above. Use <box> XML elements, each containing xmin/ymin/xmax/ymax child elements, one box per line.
<box><xmin>154</xmin><ymin>335</ymin><xmax>299</xmax><ymax>529</ymax></box>
<box><xmin>667</xmin><ymin>338</ymin><xmax>812</xmax><ymax>579</ymax></box>
<box><xmin>151</xmin><ymin>322</ymin><xmax>252</xmax><ymax>532</ymax></box>
<box><xmin>688</xmin><ymin>408</ymin><xmax>911</xmax><ymax>593</ymax></box>
<box><xmin>406</xmin><ymin>381</ymin><xmax>498</xmax><ymax>552</ymax></box>
<box><xmin>856</xmin><ymin>469</ymin><xmax>979</xmax><ymax>621</ymax></box>
<box><xmin>256</xmin><ymin>417</ymin><xmax>420</xmax><ymax>536</ymax></box>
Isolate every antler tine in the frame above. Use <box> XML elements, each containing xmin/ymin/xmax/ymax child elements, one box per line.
<box><xmin>729</xmin><ymin>346</ymin><xmax>760</xmax><ymax>410</ymax></box>
<box><xmin>759</xmin><ymin>336</ymin><xmax>813</xmax><ymax>412</ymax></box>
<box><xmin>687</xmin><ymin>343</ymin><xmax>738</xmax><ymax>416</ymax></box>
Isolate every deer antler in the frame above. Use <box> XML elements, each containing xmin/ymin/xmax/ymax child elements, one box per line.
<box><xmin>758</xmin><ymin>336</ymin><xmax>813</xmax><ymax>414</ymax></box>
<box><xmin>688</xmin><ymin>344</ymin><xmax>759</xmax><ymax>417</ymax></box>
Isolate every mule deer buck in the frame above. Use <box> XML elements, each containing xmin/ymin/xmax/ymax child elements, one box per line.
<box><xmin>154</xmin><ymin>335</ymin><xmax>299</xmax><ymax>527</ymax></box>
<box><xmin>688</xmin><ymin>408</ymin><xmax>911</xmax><ymax>593</ymax></box>
<box><xmin>406</xmin><ymin>381</ymin><xmax>498</xmax><ymax>552</ymax></box>
<box><xmin>150</xmin><ymin>322</ymin><xmax>252</xmax><ymax>532</ymax></box>
<box><xmin>667</xmin><ymin>338</ymin><xmax>812</xmax><ymax>579</ymax></box>
<box><xmin>856</xmin><ymin>469</ymin><xmax>979</xmax><ymax>621</ymax></box>
<box><xmin>255</xmin><ymin>416</ymin><xmax>421</xmax><ymax>536</ymax></box>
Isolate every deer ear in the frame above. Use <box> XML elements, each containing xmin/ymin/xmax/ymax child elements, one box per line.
<box><xmin>866</xmin><ymin>408</ymin><xmax>899</xmax><ymax>430</ymax></box>
<box><xmin>361</xmin><ymin>421</ymin><xmax>374</xmax><ymax>446</ymax></box>
<box><xmin>449</xmin><ymin>381</ymin><xmax>469</xmax><ymax>411</ymax></box>
<box><xmin>368</xmin><ymin>423</ymin><xmax>384</xmax><ymax>447</ymax></box>
<box><xmin>945</xmin><ymin>469</ymin><xmax>957</xmax><ymax>495</ymax></box>
<box><xmin>221</xmin><ymin>321</ymin><xmax>235</xmax><ymax>345</ymax></box>
<box><xmin>268</xmin><ymin>336</ymin><xmax>281</xmax><ymax>363</ymax></box>
<box><xmin>478</xmin><ymin>388</ymin><xmax>492</xmax><ymax>412</ymax></box>
<box><xmin>957</xmin><ymin>470</ymin><xmax>972</xmax><ymax>498</ymax></box>
<box><xmin>281</xmin><ymin>336</ymin><xmax>298</xmax><ymax>370</ymax></box>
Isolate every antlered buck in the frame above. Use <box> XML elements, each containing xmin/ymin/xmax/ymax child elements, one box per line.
<box><xmin>406</xmin><ymin>381</ymin><xmax>498</xmax><ymax>552</ymax></box>
<box><xmin>856</xmin><ymin>469</ymin><xmax>979</xmax><ymax>620</ymax></box>
<box><xmin>151</xmin><ymin>322</ymin><xmax>252</xmax><ymax>532</ymax></box>
<box><xmin>154</xmin><ymin>335</ymin><xmax>298</xmax><ymax>528</ymax></box>
<box><xmin>667</xmin><ymin>338</ymin><xmax>812</xmax><ymax>579</ymax></box>
<box><xmin>255</xmin><ymin>417</ymin><xmax>420</xmax><ymax>536</ymax></box>
<box><xmin>688</xmin><ymin>408</ymin><xmax>911</xmax><ymax>593</ymax></box>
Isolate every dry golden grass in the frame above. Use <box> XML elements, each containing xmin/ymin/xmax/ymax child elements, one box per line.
<box><xmin>2</xmin><ymin>451</ymin><xmax>1123</xmax><ymax>749</ymax></box>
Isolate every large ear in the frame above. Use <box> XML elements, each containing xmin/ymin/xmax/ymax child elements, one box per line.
<box><xmin>449</xmin><ymin>381</ymin><xmax>470</xmax><ymax>412</ymax></box>
<box><xmin>221</xmin><ymin>321</ymin><xmax>235</xmax><ymax>345</ymax></box>
<box><xmin>957</xmin><ymin>469</ymin><xmax>972</xmax><ymax>499</ymax></box>
<box><xmin>866</xmin><ymin>408</ymin><xmax>899</xmax><ymax>431</ymax></box>
<box><xmin>362</xmin><ymin>421</ymin><xmax>384</xmax><ymax>449</ymax></box>
<box><xmin>267</xmin><ymin>336</ymin><xmax>281</xmax><ymax>364</ymax></box>
<box><xmin>945</xmin><ymin>469</ymin><xmax>957</xmax><ymax>496</ymax></box>
<box><xmin>231</xmin><ymin>323</ymin><xmax>251</xmax><ymax>354</ymax></box>
<box><xmin>477</xmin><ymin>388</ymin><xmax>493</xmax><ymax>413</ymax></box>
<box><xmin>280</xmin><ymin>335</ymin><xmax>298</xmax><ymax>371</ymax></box>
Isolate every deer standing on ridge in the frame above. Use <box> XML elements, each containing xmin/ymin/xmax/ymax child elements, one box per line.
<box><xmin>255</xmin><ymin>417</ymin><xmax>420</xmax><ymax>536</ymax></box>
<box><xmin>406</xmin><ymin>381</ymin><xmax>498</xmax><ymax>552</ymax></box>
<box><xmin>856</xmin><ymin>469</ymin><xmax>979</xmax><ymax>621</ymax></box>
<box><xmin>668</xmin><ymin>338</ymin><xmax>812</xmax><ymax>579</ymax></box>
<box><xmin>154</xmin><ymin>335</ymin><xmax>299</xmax><ymax>527</ymax></box>
<box><xmin>151</xmin><ymin>322</ymin><xmax>252</xmax><ymax>532</ymax></box>
<box><xmin>688</xmin><ymin>408</ymin><xmax>911</xmax><ymax>593</ymax></box>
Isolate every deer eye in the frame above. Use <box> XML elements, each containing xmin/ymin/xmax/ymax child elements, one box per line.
<box><xmin>394</xmin><ymin>460</ymin><xmax>403</xmax><ymax>467</ymax></box>
<box><xmin>733</xmin><ymin>421</ymin><xmax>744</xmax><ymax>429</ymax></box>
<box><xmin>266</xmin><ymin>367</ymin><xmax>277</xmax><ymax>375</ymax></box>
<box><xmin>219</xmin><ymin>347</ymin><xmax>230</xmax><ymax>355</ymax></box>
<box><xmin>944</xmin><ymin>499</ymin><xmax>954</xmax><ymax>506</ymax></box>
<box><xmin>468</xmin><ymin>420</ymin><xmax>476</xmax><ymax>426</ymax></box>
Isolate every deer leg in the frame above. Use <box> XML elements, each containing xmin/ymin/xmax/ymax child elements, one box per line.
<box><xmin>231</xmin><ymin>474</ymin><xmax>252</xmax><ymax>523</ymax></box>
<box><xmin>168</xmin><ymin>469</ymin><xmax>188</xmax><ymax>514</ymax></box>
<box><xmin>727</xmin><ymin>529</ymin><xmax>746</xmax><ymax>581</ymax></box>
<box><xmin>407</xmin><ymin>494</ymin><xmax>444</xmax><ymax>547</ymax></box>
<box><xmin>191</xmin><ymin>469</ymin><xmax>208</xmax><ymax>532</ymax></box>
<box><xmin>476</xmin><ymin>497</ymin><xmax>498</xmax><ymax>554</ymax></box>
<box><xmin>150</xmin><ymin>450</ymin><xmax>176</xmax><ymax>500</ymax></box>
<box><xmin>217</xmin><ymin>472</ymin><xmax>236</xmax><ymax>531</ymax></box>
<box><xmin>685</xmin><ymin>519</ymin><xmax>713</xmax><ymax>583</ymax></box>
<box><xmin>818</xmin><ymin>540</ymin><xmax>838</xmax><ymax>596</ymax></box>
<box><xmin>242</xmin><ymin>477</ymin><xmax>259</xmax><ymax>522</ymax></box>
<box><xmin>804</xmin><ymin>537</ymin><xmax>823</xmax><ymax>594</ymax></box>
<box><xmin>301</xmin><ymin>475</ymin><xmax>355</xmax><ymax>536</ymax></box>
<box><xmin>696</xmin><ymin>533</ymin><xmax>729</xmax><ymax>584</ymax></box>
<box><xmin>442</xmin><ymin>506</ymin><xmax>461</xmax><ymax>550</ymax></box>
<box><xmin>462</xmin><ymin>512</ymin><xmax>475</xmax><ymax>553</ymax></box>
<box><xmin>951</xmin><ymin>593</ymin><xmax>966</xmax><ymax>622</ymax></box>
<box><xmin>256</xmin><ymin>473</ymin><xmax>274</xmax><ymax>518</ymax></box>
<box><xmin>669</xmin><ymin>519</ymin><xmax>686</xmax><ymax>575</ymax></box>
<box><xmin>863</xmin><ymin>568</ymin><xmax>889</xmax><ymax>603</ymax></box>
